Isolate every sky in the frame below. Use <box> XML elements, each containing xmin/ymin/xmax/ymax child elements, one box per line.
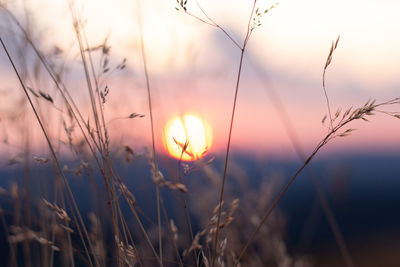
<box><xmin>0</xmin><ymin>0</ymin><xmax>399</xmax><ymax>161</ymax></box>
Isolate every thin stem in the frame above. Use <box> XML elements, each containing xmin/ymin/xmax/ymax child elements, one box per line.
<box><xmin>322</xmin><ymin>68</ymin><xmax>333</xmax><ymax>129</ymax></box>
<box><xmin>68</xmin><ymin>0</ymin><xmax>105</xmax><ymax>154</ymax></box>
<box><xmin>156</xmin><ymin>185</ymin><xmax>163</xmax><ymax>264</ymax></box>
<box><xmin>310</xmin><ymin>178</ymin><xmax>354</xmax><ymax>267</ymax></box>
<box><xmin>58</xmin><ymin>183</ymin><xmax>76</xmax><ymax>267</ymax></box>
<box><xmin>185</xmin><ymin>10</ymin><xmax>216</xmax><ymax>27</ymax></box>
<box><xmin>194</xmin><ymin>0</ymin><xmax>242</xmax><ymax>50</ymax></box>
<box><xmin>108</xmin><ymin>163</ymin><xmax>161</xmax><ymax>264</ymax></box>
<box><xmin>160</xmin><ymin>197</ymin><xmax>184</xmax><ymax>267</ymax></box>
<box><xmin>0</xmin><ymin>5</ymin><xmax>104</xmax><ymax>160</ymax></box>
<box><xmin>234</xmin><ymin>97</ymin><xmax>398</xmax><ymax>264</ymax></box>
<box><xmin>136</xmin><ymin>0</ymin><xmax>163</xmax><ymax>266</ymax></box>
<box><xmin>211</xmin><ymin>1</ymin><xmax>257</xmax><ymax>266</ymax></box>
<box><xmin>1</xmin><ymin>37</ymin><xmax>99</xmax><ymax>267</ymax></box>
<box><xmin>248</xmin><ymin>56</ymin><xmax>354</xmax><ymax>267</ymax></box>
<box><xmin>235</xmin><ymin>133</ymin><xmax>332</xmax><ymax>265</ymax></box>
<box><xmin>1</xmin><ymin>5</ymin><xmax>159</xmax><ymax>266</ymax></box>
<box><xmin>322</xmin><ymin>36</ymin><xmax>340</xmax><ymax>129</ymax></box>
<box><xmin>68</xmin><ymin>3</ymin><xmax>125</xmax><ymax>254</ymax></box>
<box><xmin>115</xmin><ymin>194</ymin><xmax>144</xmax><ymax>267</ymax></box>
<box><xmin>177</xmin><ymin>156</ymin><xmax>197</xmax><ymax>265</ymax></box>
<box><xmin>80</xmin><ymin>19</ymin><xmax>108</xmax><ymax>155</ymax></box>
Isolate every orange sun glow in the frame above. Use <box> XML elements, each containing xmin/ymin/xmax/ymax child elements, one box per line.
<box><xmin>163</xmin><ymin>114</ymin><xmax>212</xmax><ymax>161</ymax></box>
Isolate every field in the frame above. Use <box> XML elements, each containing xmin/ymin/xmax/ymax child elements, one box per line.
<box><xmin>0</xmin><ymin>1</ymin><xmax>399</xmax><ymax>266</ymax></box>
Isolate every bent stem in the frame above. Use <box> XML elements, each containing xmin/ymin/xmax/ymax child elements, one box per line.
<box><xmin>194</xmin><ymin>0</ymin><xmax>242</xmax><ymax>50</ymax></box>
<box><xmin>249</xmin><ymin>56</ymin><xmax>354</xmax><ymax>267</ymax></box>
<box><xmin>322</xmin><ymin>36</ymin><xmax>340</xmax><ymax>129</ymax></box>
<box><xmin>176</xmin><ymin>143</ymin><xmax>198</xmax><ymax>265</ymax></box>
<box><xmin>235</xmin><ymin>97</ymin><xmax>400</xmax><ymax>265</ymax></box>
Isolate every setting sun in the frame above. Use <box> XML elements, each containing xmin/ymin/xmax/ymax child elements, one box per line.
<box><xmin>163</xmin><ymin>114</ymin><xmax>212</xmax><ymax>161</ymax></box>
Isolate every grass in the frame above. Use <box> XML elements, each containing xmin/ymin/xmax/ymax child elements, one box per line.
<box><xmin>0</xmin><ymin>0</ymin><xmax>400</xmax><ymax>266</ymax></box>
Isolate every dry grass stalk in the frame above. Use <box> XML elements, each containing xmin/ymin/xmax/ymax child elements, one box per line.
<box><xmin>322</xmin><ymin>35</ymin><xmax>340</xmax><ymax>129</ymax></box>
<box><xmin>1</xmin><ymin>37</ymin><xmax>98</xmax><ymax>267</ymax></box>
<box><xmin>43</xmin><ymin>199</ymin><xmax>71</xmax><ymax>222</ymax></box>
<box><xmin>135</xmin><ymin>0</ymin><xmax>163</xmax><ymax>263</ymax></box>
<box><xmin>235</xmin><ymin>97</ymin><xmax>400</xmax><ymax>266</ymax></box>
<box><xmin>1</xmin><ymin>1</ymin><xmax>399</xmax><ymax>267</ymax></box>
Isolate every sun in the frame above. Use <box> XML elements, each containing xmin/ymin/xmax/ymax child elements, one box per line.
<box><xmin>163</xmin><ymin>114</ymin><xmax>212</xmax><ymax>161</ymax></box>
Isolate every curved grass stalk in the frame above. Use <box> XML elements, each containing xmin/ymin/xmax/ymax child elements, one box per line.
<box><xmin>0</xmin><ymin>37</ymin><xmax>98</xmax><ymax>267</ymax></box>
<box><xmin>234</xmin><ymin>97</ymin><xmax>400</xmax><ymax>265</ymax></box>
<box><xmin>322</xmin><ymin>36</ymin><xmax>340</xmax><ymax>130</ymax></box>
<box><xmin>1</xmin><ymin>4</ymin><xmax>159</xmax><ymax>265</ymax></box>
<box><xmin>68</xmin><ymin>0</ymin><xmax>106</xmax><ymax>155</ymax></box>
<box><xmin>177</xmin><ymin>1</ymin><xmax>261</xmax><ymax>265</ymax></box>
<box><xmin>247</xmin><ymin>56</ymin><xmax>354</xmax><ymax>267</ymax></box>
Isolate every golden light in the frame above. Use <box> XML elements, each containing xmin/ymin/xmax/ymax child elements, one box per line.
<box><xmin>163</xmin><ymin>114</ymin><xmax>212</xmax><ymax>161</ymax></box>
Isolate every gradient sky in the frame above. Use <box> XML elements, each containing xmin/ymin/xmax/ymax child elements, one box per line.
<box><xmin>0</xmin><ymin>0</ymin><xmax>399</xmax><ymax>160</ymax></box>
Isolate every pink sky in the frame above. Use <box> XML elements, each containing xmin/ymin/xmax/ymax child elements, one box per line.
<box><xmin>0</xmin><ymin>0</ymin><xmax>399</xmax><ymax>162</ymax></box>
